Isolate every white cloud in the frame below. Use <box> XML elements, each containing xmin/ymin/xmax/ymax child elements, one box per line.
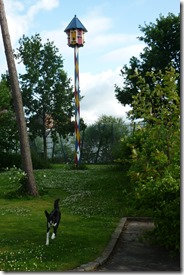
<box><xmin>80</xmin><ymin>67</ymin><xmax>131</xmax><ymax>125</ymax></box>
<box><xmin>83</xmin><ymin>13</ymin><xmax>112</xmax><ymax>36</ymax></box>
<box><xmin>0</xmin><ymin>0</ymin><xmax>60</xmax><ymax>74</ymax></box>
<box><xmin>27</xmin><ymin>0</ymin><xmax>59</xmax><ymax>19</ymax></box>
<box><xmin>0</xmin><ymin>1</ymin><xmax>28</xmax><ymax>73</ymax></box>
<box><xmin>5</xmin><ymin>2</ymin><xmax>29</xmax><ymax>44</ymax></box>
<box><xmin>2</xmin><ymin>0</ymin><xmax>60</xmax><ymax>46</ymax></box>
<box><xmin>84</xmin><ymin>33</ymin><xmax>139</xmax><ymax>53</ymax></box>
<box><xmin>101</xmin><ymin>43</ymin><xmax>145</xmax><ymax>65</ymax></box>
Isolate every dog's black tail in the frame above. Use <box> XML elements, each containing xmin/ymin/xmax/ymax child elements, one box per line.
<box><xmin>54</xmin><ymin>198</ymin><xmax>60</xmax><ymax>209</ymax></box>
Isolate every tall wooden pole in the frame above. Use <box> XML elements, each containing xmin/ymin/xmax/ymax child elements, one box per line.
<box><xmin>0</xmin><ymin>0</ymin><xmax>38</xmax><ymax>196</ymax></box>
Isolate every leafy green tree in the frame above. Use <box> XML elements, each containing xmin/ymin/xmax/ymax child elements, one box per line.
<box><xmin>82</xmin><ymin>115</ymin><xmax>129</xmax><ymax>163</ymax></box>
<box><xmin>128</xmin><ymin>67</ymin><xmax>180</xmax><ymax>124</ymax></box>
<box><xmin>121</xmin><ymin>67</ymin><xmax>180</xmax><ymax>253</ymax></box>
<box><xmin>115</xmin><ymin>13</ymin><xmax>180</xmax><ymax>108</ymax></box>
<box><xmin>16</xmin><ymin>34</ymin><xmax>74</xmax><ymax>159</ymax></box>
<box><xmin>0</xmin><ymin>74</ymin><xmax>19</xmax><ymax>152</ymax></box>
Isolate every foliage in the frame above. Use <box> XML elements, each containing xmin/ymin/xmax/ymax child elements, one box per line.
<box><xmin>52</xmin><ymin>135</ymin><xmax>75</xmax><ymax>163</ymax></box>
<box><xmin>0</xmin><ymin>75</ymin><xmax>19</xmax><ymax>152</ymax></box>
<box><xmin>128</xmin><ymin>123</ymin><xmax>180</xmax><ymax>253</ymax></box>
<box><xmin>128</xmin><ymin>67</ymin><xmax>180</xmax><ymax>122</ymax></box>
<box><xmin>4</xmin><ymin>165</ymin><xmax>29</xmax><ymax>197</ymax></box>
<box><xmin>31</xmin><ymin>150</ymin><xmax>51</xmax><ymax>169</ymax></box>
<box><xmin>114</xmin><ymin>122</ymin><xmax>144</xmax><ymax>170</ymax></box>
<box><xmin>118</xmin><ymin>68</ymin><xmax>180</xmax><ymax>253</ymax></box>
<box><xmin>6</xmin><ymin>165</ymin><xmax>27</xmax><ymax>187</ymax></box>
<box><xmin>115</xmin><ymin>13</ymin><xmax>180</xmax><ymax>108</ymax></box>
<box><xmin>138</xmin><ymin>13</ymin><xmax>180</xmax><ymax>74</ymax></box>
<box><xmin>115</xmin><ymin>13</ymin><xmax>180</xmax><ymax>252</ymax></box>
<box><xmin>134</xmin><ymin>174</ymin><xmax>180</xmax><ymax>252</ymax></box>
<box><xmin>82</xmin><ymin>115</ymin><xmax>129</xmax><ymax>164</ymax></box>
<box><xmin>15</xmin><ymin>34</ymin><xmax>74</xmax><ymax>159</ymax></box>
<box><xmin>0</xmin><ymin>152</ymin><xmax>21</xmax><ymax>170</ymax></box>
<box><xmin>0</xmin><ymin>151</ymin><xmax>50</xmax><ymax>171</ymax></box>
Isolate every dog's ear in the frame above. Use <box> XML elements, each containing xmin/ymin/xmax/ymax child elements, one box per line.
<box><xmin>45</xmin><ymin>210</ymin><xmax>49</xmax><ymax>219</ymax></box>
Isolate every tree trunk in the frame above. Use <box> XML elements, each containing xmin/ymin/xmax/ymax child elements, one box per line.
<box><xmin>95</xmin><ymin>138</ymin><xmax>102</xmax><ymax>164</ymax></box>
<box><xmin>60</xmin><ymin>135</ymin><xmax>67</xmax><ymax>163</ymax></box>
<box><xmin>80</xmin><ymin>129</ymin><xmax>85</xmax><ymax>163</ymax></box>
<box><xmin>43</xmin><ymin>125</ymin><xmax>47</xmax><ymax>161</ymax></box>
<box><xmin>0</xmin><ymin>0</ymin><xmax>38</xmax><ymax>196</ymax></box>
<box><xmin>52</xmin><ymin>140</ymin><xmax>55</xmax><ymax>162</ymax></box>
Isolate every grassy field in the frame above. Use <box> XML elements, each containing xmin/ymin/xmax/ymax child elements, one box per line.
<box><xmin>0</xmin><ymin>164</ymin><xmax>149</xmax><ymax>271</ymax></box>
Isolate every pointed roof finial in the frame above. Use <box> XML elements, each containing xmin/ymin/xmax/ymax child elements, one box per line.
<box><xmin>64</xmin><ymin>15</ymin><xmax>87</xmax><ymax>32</ymax></box>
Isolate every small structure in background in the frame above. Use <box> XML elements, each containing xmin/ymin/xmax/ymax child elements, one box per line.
<box><xmin>64</xmin><ymin>15</ymin><xmax>87</xmax><ymax>166</ymax></box>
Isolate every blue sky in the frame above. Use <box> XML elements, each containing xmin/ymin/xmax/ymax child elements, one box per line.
<box><xmin>0</xmin><ymin>0</ymin><xmax>180</xmax><ymax>124</ymax></box>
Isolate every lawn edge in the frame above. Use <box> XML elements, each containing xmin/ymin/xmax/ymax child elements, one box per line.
<box><xmin>70</xmin><ymin>217</ymin><xmax>127</xmax><ymax>272</ymax></box>
<box><xmin>70</xmin><ymin>216</ymin><xmax>153</xmax><ymax>272</ymax></box>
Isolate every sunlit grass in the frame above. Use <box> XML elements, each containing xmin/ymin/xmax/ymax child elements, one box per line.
<box><xmin>0</xmin><ymin>164</ymin><xmax>149</xmax><ymax>271</ymax></box>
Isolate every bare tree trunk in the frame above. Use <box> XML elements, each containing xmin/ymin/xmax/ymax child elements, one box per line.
<box><xmin>0</xmin><ymin>0</ymin><xmax>38</xmax><ymax>196</ymax></box>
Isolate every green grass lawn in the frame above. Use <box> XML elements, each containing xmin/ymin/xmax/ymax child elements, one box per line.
<box><xmin>0</xmin><ymin>164</ymin><xmax>149</xmax><ymax>271</ymax></box>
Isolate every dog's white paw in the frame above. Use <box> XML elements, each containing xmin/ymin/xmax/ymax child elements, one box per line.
<box><xmin>51</xmin><ymin>233</ymin><xmax>55</xmax><ymax>239</ymax></box>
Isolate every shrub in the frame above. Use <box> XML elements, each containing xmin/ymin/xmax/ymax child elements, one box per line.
<box><xmin>31</xmin><ymin>151</ymin><xmax>51</xmax><ymax>169</ymax></box>
<box><xmin>4</xmin><ymin>165</ymin><xmax>28</xmax><ymax>197</ymax></box>
<box><xmin>0</xmin><ymin>152</ymin><xmax>21</xmax><ymax>170</ymax></box>
<box><xmin>134</xmin><ymin>173</ymin><xmax>180</xmax><ymax>252</ymax></box>
<box><xmin>0</xmin><ymin>151</ymin><xmax>50</xmax><ymax>170</ymax></box>
<box><xmin>126</xmin><ymin>124</ymin><xmax>180</xmax><ymax>253</ymax></box>
<box><xmin>6</xmin><ymin>165</ymin><xmax>27</xmax><ymax>185</ymax></box>
<box><xmin>118</xmin><ymin>68</ymin><xmax>180</xmax><ymax>253</ymax></box>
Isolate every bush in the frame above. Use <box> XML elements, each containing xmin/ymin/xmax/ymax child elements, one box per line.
<box><xmin>153</xmin><ymin>196</ymin><xmax>180</xmax><ymax>253</ymax></box>
<box><xmin>0</xmin><ymin>152</ymin><xmax>21</xmax><ymax>170</ymax></box>
<box><xmin>116</xmin><ymin>68</ymin><xmax>180</xmax><ymax>253</ymax></box>
<box><xmin>134</xmin><ymin>174</ymin><xmax>180</xmax><ymax>252</ymax></box>
<box><xmin>0</xmin><ymin>151</ymin><xmax>50</xmax><ymax>170</ymax></box>
<box><xmin>128</xmin><ymin>125</ymin><xmax>180</xmax><ymax>253</ymax></box>
<box><xmin>117</xmin><ymin>121</ymin><xmax>180</xmax><ymax>253</ymax></box>
<box><xmin>31</xmin><ymin>151</ymin><xmax>51</xmax><ymax>169</ymax></box>
<box><xmin>114</xmin><ymin>127</ymin><xmax>143</xmax><ymax>170</ymax></box>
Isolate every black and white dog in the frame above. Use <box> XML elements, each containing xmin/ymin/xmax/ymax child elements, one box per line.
<box><xmin>45</xmin><ymin>199</ymin><xmax>61</xmax><ymax>245</ymax></box>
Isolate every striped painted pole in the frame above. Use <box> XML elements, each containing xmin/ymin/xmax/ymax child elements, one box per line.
<box><xmin>64</xmin><ymin>15</ymin><xmax>87</xmax><ymax>166</ymax></box>
<box><xmin>74</xmin><ymin>46</ymin><xmax>80</xmax><ymax>166</ymax></box>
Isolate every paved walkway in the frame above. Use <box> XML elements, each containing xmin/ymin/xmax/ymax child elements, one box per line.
<box><xmin>71</xmin><ymin>218</ymin><xmax>180</xmax><ymax>272</ymax></box>
<box><xmin>98</xmin><ymin>219</ymin><xmax>180</xmax><ymax>272</ymax></box>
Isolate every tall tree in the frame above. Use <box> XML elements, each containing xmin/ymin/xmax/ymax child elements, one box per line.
<box><xmin>0</xmin><ymin>74</ymin><xmax>19</xmax><ymax>152</ymax></box>
<box><xmin>128</xmin><ymin>67</ymin><xmax>180</xmax><ymax>124</ymax></box>
<box><xmin>82</xmin><ymin>115</ymin><xmax>129</xmax><ymax>163</ymax></box>
<box><xmin>125</xmin><ymin>67</ymin><xmax>180</xmax><ymax>252</ymax></box>
<box><xmin>15</xmin><ymin>34</ymin><xmax>74</xmax><ymax>159</ymax></box>
<box><xmin>115</xmin><ymin>13</ymin><xmax>180</xmax><ymax>108</ymax></box>
<box><xmin>0</xmin><ymin>0</ymin><xmax>38</xmax><ymax>196</ymax></box>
